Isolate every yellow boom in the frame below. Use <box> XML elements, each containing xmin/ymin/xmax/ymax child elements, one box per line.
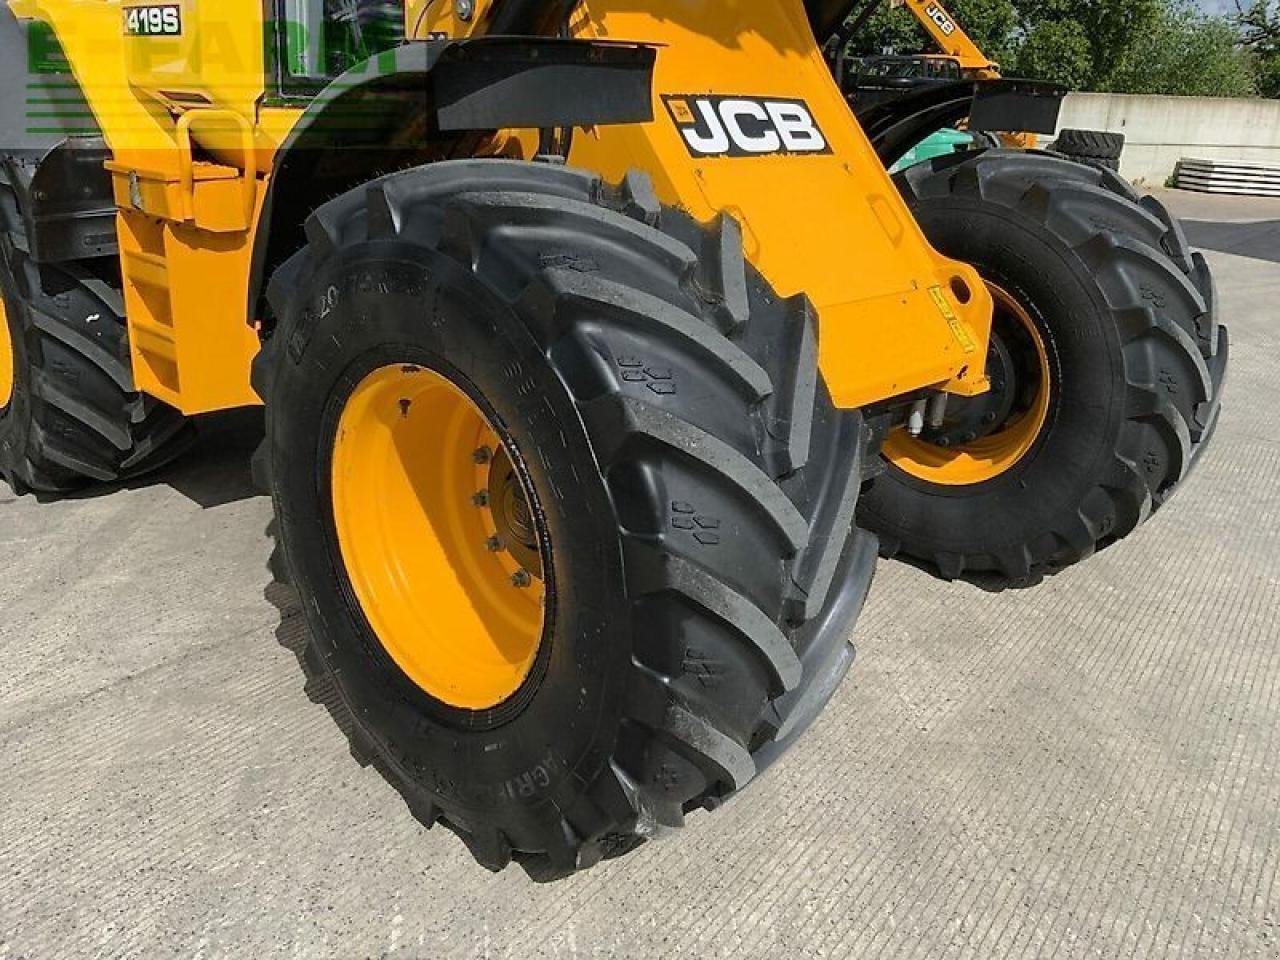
<box><xmin>892</xmin><ymin>0</ymin><xmax>999</xmax><ymax>76</ymax></box>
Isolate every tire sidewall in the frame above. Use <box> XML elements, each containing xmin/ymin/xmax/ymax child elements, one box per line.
<box><xmin>0</xmin><ymin>254</ymin><xmax>33</xmax><ymax>474</ymax></box>
<box><xmin>268</xmin><ymin>242</ymin><xmax>632</xmax><ymax>827</ymax></box>
<box><xmin>870</xmin><ymin>194</ymin><xmax>1127</xmax><ymax>547</ymax></box>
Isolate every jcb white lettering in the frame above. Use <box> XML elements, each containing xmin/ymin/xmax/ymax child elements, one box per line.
<box><xmin>667</xmin><ymin>95</ymin><xmax>829</xmax><ymax>158</ymax></box>
<box><xmin>926</xmin><ymin>3</ymin><xmax>956</xmax><ymax>35</ymax></box>
<box><xmin>681</xmin><ymin>99</ymin><xmax>731</xmax><ymax>156</ymax></box>
<box><xmin>718</xmin><ymin>100</ymin><xmax>782</xmax><ymax>154</ymax></box>
<box><xmin>766</xmin><ymin>101</ymin><xmax>827</xmax><ymax>153</ymax></box>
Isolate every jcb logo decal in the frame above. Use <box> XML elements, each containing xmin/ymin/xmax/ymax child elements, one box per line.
<box><xmin>925</xmin><ymin>3</ymin><xmax>957</xmax><ymax>36</ymax></box>
<box><xmin>663</xmin><ymin>95</ymin><xmax>830</xmax><ymax>158</ymax></box>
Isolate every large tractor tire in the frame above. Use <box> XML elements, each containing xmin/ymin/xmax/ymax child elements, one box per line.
<box><xmin>0</xmin><ymin>238</ymin><xmax>193</xmax><ymax>494</ymax></box>
<box><xmin>859</xmin><ymin>150</ymin><xmax>1228</xmax><ymax>584</ymax></box>
<box><xmin>252</xmin><ymin>160</ymin><xmax>877</xmax><ymax>880</ymax></box>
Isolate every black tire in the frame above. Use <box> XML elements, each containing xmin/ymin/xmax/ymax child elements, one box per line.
<box><xmin>252</xmin><ymin>159</ymin><xmax>877</xmax><ymax>879</ymax></box>
<box><xmin>859</xmin><ymin>150</ymin><xmax>1228</xmax><ymax>583</ymax></box>
<box><xmin>1053</xmin><ymin>128</ymin><xmax>1126</xmax><ymax>163</ymax></box>
<box><xmin>0</xmin><ymin>237</ymin><xmax>193</xmax><ymax>494</ymax></box>
<box><xmin>1062</xmin><ymin>154</ymin><xmax>1121</xmax><ymax>173</ymax></box>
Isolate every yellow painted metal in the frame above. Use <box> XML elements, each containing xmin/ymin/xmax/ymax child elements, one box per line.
<box><xmin>408</xmin><ymin>0</ymin><xmax>497</xmax><ymax>37</ymax></box>
<box><xmin>12</xmin><ymin>0</ymin><xmax>996</xmax><ymax>415</ymax></box>
<box><xmin>331</xmin><ymin>364</ymin><xmax>547</xmax><ymax>711</ymax></box>
<box><xmin>7</xmin><ymin>0</ymin><xmax>293</xmax><ymax>414</ymax></box>
<box><xmin>893</xmin><ymin>0</ymin><xmax>1000</xmax><ymax>77</ymax></box>
<box><xmin>0</xmin><ymin>295</ymin><xmax>13</xmax><ymax>410</ymax></box>
<box><xmin>567</xmin><ymin>2</ymin><xmax>993</xmax><ymax>407</ymax></box>
<box><xmin>884</xmin><ymin>282</ymin><xmax>1052</xmax><ymax>486</ymax></box>
<box><xmin>10</xmin><ymin>0</ymin><xmax>180</xmax><ymax>174</ymax></box>
<box><xmin>114</xmin><ymin>207</ymin><xmax>264</xmax><ymax>414</ymax></box>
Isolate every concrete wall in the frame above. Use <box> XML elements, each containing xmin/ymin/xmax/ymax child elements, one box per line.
<box><xmin>1056</xmin><ymin>92</ymin><xmax>1280</xmax><ymax>186</ymax></box>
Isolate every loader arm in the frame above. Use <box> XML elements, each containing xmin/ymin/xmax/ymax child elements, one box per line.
<box><xmin>893</xmin><ymin>0</ymin><xmax>999</xmax><ymax>76</ymax></box>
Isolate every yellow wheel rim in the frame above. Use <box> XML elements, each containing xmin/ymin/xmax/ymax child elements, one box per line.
<box><xmin>0</xmin><ymin>296</ymin><xmax>13</xmax><ymax>411</ymax></box>
<box><xmin>884</xmin><ymin>283</ymin><xmax>1052</xmax><ymax>486</ymax></box>
<box><xmin>330</xmin><ymin>364</ymin><xmax>547</xmax><ymax>711</ymax></box>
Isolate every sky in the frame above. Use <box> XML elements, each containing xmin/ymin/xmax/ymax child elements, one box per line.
<box><xmin>1195</xmin><ymin>0</ymin><xmax>1249</xmax><ymax>13</ymax></box>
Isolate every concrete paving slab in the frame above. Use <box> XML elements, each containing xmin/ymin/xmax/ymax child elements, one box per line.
<box><xmin>0</xmin><ymin>193</ymin><xmax>1276</xmax><ymax>959</ymax></box>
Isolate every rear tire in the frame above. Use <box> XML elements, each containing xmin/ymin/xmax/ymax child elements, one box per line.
<box><xmin>0</xmin><ymin>241</ymin><xmax>193</xmax><ymax>494</ymax></box>
<box><xmin>859</xmin><ymin>150</ymin><xmax>1228</xmax><ymax>583</ymax></box>
<box><xmin>253</xmin><ymin>160</ymin><xmax>876</xmax><ymax>879</ymax></box>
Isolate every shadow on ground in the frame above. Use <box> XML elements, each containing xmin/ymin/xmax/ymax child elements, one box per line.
<box><xmin>1183</xmin><ymin>219</ymin><xmax>1280</xmax><ymax>264</ymax></box>
<box><xmin>57</xmin><ymin>407</ymin><xmax>266</xmax><ymax>510</ymax></box>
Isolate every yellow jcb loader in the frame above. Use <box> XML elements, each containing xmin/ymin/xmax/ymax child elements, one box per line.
<box><xmin>0</xmin><ymin>0</ymin><xmax>1227</xmax><ymax>879</ymax></box>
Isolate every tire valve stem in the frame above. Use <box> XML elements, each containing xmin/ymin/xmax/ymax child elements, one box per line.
<box><xmin>511</xmin><ymin>569</ymin><xmax>532</xmax><ymax>588</ymax></box>
<box><xmin>908</xmin><ymin>397</ymin><xmax>928</xmax><ymax>438</ymax></box>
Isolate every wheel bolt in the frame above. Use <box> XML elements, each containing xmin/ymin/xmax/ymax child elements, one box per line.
<box><xmin>486</xmin><ymin>535</ymin><xmax>505</xmax><ymax>552</ymax></box>
<box><xmin>983</xmin><ymin>412</ymin><xmax>998</xmax><ymax>424</ymax></box>
<box><xmin>472</xmin><ymin>491</ymin><xmax>490</xmax><ymax>508</ymax></box>
<box><xmin>511</xmin><ymin>569</ymin><xmax>532</xmax><ymax>588</ymax></box>
<box><xmin>472</xmin><ymin>446</ymin><xmax>493</xmax><ymax>464</ymax></box>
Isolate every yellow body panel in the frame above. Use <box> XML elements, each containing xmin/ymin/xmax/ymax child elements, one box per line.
<box><xmin>11</xmin><ymin>0</ymin><xmax>994</xmax><ymax>415</ymax></box>
<box><xmin>9</xmin><ymin>0</ymin><xmax>294</xmax><ymax>414</ymax></box>
<box><xmin>567</xmin><ymin>3</ymin><xmax>991</xmax><ymax>407</ymax></box>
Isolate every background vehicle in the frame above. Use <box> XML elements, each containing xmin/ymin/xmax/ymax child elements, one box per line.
<box><xmin>835</xmin><ymin>0</ymin><xmax>1125</xmax><ymax>169</ymax></box>
<box><xmin>845</xmin><ymin>53</ymin><xmax>968</xmax><ymax>109</ymax></box>
<box><xmin>0</xmin><ymin>0</ymin><xmax>1225</xmax><ymax>877</ymax></box>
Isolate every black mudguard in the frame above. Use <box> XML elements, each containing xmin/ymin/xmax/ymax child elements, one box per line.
<box><xmin>247</xmin><ymin>37</ymin><xmax>656</xmax><ymax>321</ymax></box>
<box><xmin>855</xmin><ymin>78</ymin><xmax>1067</xmax><ymax>166</ymax></box>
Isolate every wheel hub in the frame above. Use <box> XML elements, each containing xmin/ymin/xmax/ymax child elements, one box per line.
<box><xmin>487</xmin><ymin>446</ymin><xmax>543</xmax><ymax>579</ymax></box>
<box><xmin>921</xmin><ymin>330</ymin><xmax>1018</xmax><ymax>448</ymax></box>
<box><xmin>330</xmin><ymin>363</ymin><xmax>548</xmax><ymax>711</ymax></box>
<box><xmin>883</xmin><ymin>282</ymin><xmax>1052</xmax><ymax>486</ymax></box>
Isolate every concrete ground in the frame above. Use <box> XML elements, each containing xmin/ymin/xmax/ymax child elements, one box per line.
<box><xmin>1</xmin><ymin>190</ymin><xmax>1276</xmax><ymax>959</ymax></box>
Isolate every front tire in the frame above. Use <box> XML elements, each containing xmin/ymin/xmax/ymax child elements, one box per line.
<box><xmin>253</xmin><ymin>160</ymin><xmax>876</xmax><ymax>879</ymax></box>
<box><xmin>859</xmin><ymin>150</ymin><xmax>1228</xmax><ymax>583</ymax></box>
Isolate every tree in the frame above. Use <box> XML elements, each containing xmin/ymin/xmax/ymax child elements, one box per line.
<box><xmin>1108</xmin><ymin>3</ymin><xmax>1257</xmax><ymax>98</ymax></box>
<box><xmin>1236</xmin><ymin>1</ymin><xmax>1280</xmax><ymax>96</ymax></box>
<box><xmin>1009</xmin><ymin>0</ymin><xmax>1166</xmax><ymax>89</ymax></box>
<box><xmin>841</xmin><ymin>0</ymin><xmax>1263</xmax><ymax>98</ymax></box>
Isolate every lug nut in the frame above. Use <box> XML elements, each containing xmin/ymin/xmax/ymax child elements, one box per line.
<box><xmin>486</xmin><ymin>535</ymin><xmax>505</xmax><ymax>552</ymax></box>
<box><xmin>472</xmin><ymin>446</ymin><xmax>493</xmax><ymax>465</ymax></box>
<box><xmin>472</xmin><ymin>491</ymin><xmax>490</xmax><ymax>508</ymax></box>
<box><xmin>511</xmin><ymin>570</ymin><xmax>532</xmax><ymax>588</ymax></box>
